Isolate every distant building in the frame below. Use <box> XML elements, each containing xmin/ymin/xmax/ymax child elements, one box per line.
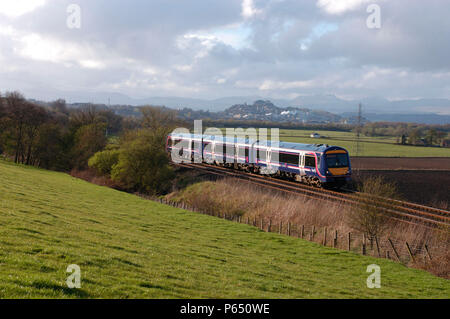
<box><xmin>310</xmin><ymin>133</ymin><xmax>321</xmax><ymax>138</ymax></box>
<box><xmin>442</xmin><ymin>139</ymin><xmax>450</xmax><ymax>148</ymax></box>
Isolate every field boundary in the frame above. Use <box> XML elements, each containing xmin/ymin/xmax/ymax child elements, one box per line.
<box><xmin>152</xmin><ymin>196</ymin><xmax>448</xmax><ymax>269</ymax></box>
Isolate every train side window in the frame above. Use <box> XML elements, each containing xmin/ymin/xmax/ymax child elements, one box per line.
<box><xmin>279</xmin><ymin>152</ymin><xmax>299</xmax><ymax>165</ymax></box>
<box><xmin>245</xmin><ymin>147</ymin><xmax>249</xmax><ymax>158</ymax></box>
<box><xmin>305</xmin><ymin>155</ymin><xmax>316</xmax><ymax>167</ymax></box>
<box><xmin>257</xmin><ymin>148</ymin><xmax>266</xmax><ymax>161</ymax></box>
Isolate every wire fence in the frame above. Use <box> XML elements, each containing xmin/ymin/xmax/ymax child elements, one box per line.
<box><xmin>150</xmin><ymin>197</ymin><xmax>448</xmax><ymax>265</ymax></box>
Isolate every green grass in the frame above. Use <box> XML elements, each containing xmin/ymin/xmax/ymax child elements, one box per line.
<box><xmin>0</xmin><ymin>160</ymin><xmax>448</xmax><ymax>298</ymax></box>
<box><xmin>214</xmin><ymin>128</ymin><xmax>450</xmax><ymax>157</ymax></box>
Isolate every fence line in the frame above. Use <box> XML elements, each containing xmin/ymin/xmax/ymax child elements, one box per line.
<box><xmin>154</xmin><ymin>196</ymin><xmax>445</xmax><ymax>264</ymax></box>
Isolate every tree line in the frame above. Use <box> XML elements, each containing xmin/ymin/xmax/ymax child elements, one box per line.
<box><xmin>0</xmin><ymin>91</ymin><xmax>125</xmax><ymax>170</ymax></box>
<box><xmin>0</xmin><ymin>91</ymin><xmax>187</xmax><ymax>195</ymax></box>
<box><xmin>356</xmin><ymin>122</ymin><xmax>449</xmax><ymax>146</ymax></box>
<box><xmin>1</xmin><ymin>91</ymin><xmax>448</xmax><ymax>196</ymax></box>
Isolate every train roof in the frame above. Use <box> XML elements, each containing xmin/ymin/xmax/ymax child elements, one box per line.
<box><xmin>168</xmin><ymin>133</ymin><xmax>348</xmax><ymax>153</ymax></box>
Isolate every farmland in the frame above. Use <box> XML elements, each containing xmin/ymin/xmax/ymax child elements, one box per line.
<box><xmin>278</xmin><ymin>129</ymin><xmax>450</xmax><ymax>157</ymax></box>
<box><xmin>0</xmin><ymin>159</ymin><xmax>449</xmax><ymax>298</ymax></box>
<box><xmin>212</xmin><ymin>128</ymin><xmax>450</xmax><ymax>157</ymax></box>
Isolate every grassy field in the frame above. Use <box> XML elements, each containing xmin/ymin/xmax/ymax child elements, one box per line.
<box><xmin>0</xmin><ymin>160</ymin><xmax>449</xmax><ymax>298</ymax></box>
<box><xmin>215</xmin><ymin>128</ymin><xmax>450</xmax><ymax>157</ymax></box>
<box><xmin>280</xmin><ymin>129</ymin><xmax>450</xmax><ymax>157</ymax></box>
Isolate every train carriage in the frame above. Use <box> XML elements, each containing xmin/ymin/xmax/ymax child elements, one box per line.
<box><xmin>166</xmin><ymin>133</ymin><xmax>351</xmax><ymax>188</ymax></box>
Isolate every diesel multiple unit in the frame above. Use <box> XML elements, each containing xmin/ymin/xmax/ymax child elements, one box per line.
<box><xmin>166</xmin><ymin>133</ymin><xmax>351</xmax><ymax>188</ymax></box>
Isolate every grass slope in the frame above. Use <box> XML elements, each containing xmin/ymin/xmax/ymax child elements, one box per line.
<box><xmin>0</xmin><ymin>160</ymin><xmax>448</xmax><ymax>298</ymax></box>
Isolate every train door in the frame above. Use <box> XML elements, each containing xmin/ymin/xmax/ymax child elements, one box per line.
<box><xmin>299</xmin><ymin>153</ymin><xmax>306</xmax><ymax>175</ymax></box>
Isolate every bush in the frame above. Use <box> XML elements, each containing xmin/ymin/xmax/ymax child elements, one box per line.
<box><xmin>88</xmin><ymin>149</ymin><xmax>120</xmax><ymax>176</ymax></box>
<box><xmin>111</xmin><ymin>128</ymin><xmax>175</xmax><ymax>195</ymax></box>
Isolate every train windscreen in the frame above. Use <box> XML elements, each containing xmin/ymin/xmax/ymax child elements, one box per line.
<box><xmin>326</xmin><ymin>154</ymin><xmax>349</xmax><ymax>168</ymax></box>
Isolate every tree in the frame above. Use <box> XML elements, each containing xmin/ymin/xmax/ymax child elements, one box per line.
<box><xmin>23</xmin><ymin>104</ymin><xmax>48</xmax><ymax>165</ymax></box>
<box><xmin>408</xmin><ymin>128</ymin><xmax>420</xmax><ymax>145</ymax></box>
<box><xmin>71</xmin><ymin>122</ymin><xmax>107</xmax><ymax>169</ymax></box>
<box><xmin>111</xmin><ymin>129</ymin><xmax>174</xmax><ymax>195</ymax></box>
<box><xmin>51</xmin><ymin>99</ymin><xmax>69</xmax><ymax>115</ymax></box>
<box><xmin>426</xmin><ymin>129</ymin><xmax>437</xmax><ymax>146</ymax></box>
<box><xmin>347</xmin><ymin>176</ymin><xmax>398</xmax><ymax>239</ymax></box>
<box><xmin>140</xmin><ymin>106</ymin><xmax>181</xmax><ymax>133</ymax></box>
<box><xmin>69</xmin><ymin>104</ymin><xmax>103</xmax><ymax>130</ymax></box>
<box><xmin>3</xmin><ymin>92</ymin><xmax>33</xmax><ymax>163</ymax></box>
<box><xmin>32</xmin><ymin>123</ymin><xmax>68</xmax><ymax>170</ymax></box>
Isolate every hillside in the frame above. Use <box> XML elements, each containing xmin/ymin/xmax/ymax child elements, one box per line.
<box><xmin>0</xmin><ymin>160</ymin><xmax>448</xmax><ymax>298</ymax></box>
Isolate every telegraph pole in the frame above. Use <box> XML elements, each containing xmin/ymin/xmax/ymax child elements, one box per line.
<box><xmin>356</xmin><ymin>103</ymin><xmax>362</xmax><ymax>157</ymax></box>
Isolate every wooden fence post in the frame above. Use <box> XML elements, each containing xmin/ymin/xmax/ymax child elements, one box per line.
<box><xmin>386</xmin><ymin>251</ymin><xmax>390</xmax><ymax>259</ymax></box>
<box><xmin>388</xmin><ymin>238</ymin><xmax>401</xmax><ymax>261</ymax></box>
<box><xmin>260</xmin><ymin>218</ymin><xmax>264</xmax><ymax>230</ymax></box>
<box><xmin>362</xmin><ymin>233</ymin><xmax>366</xmax><ymax>255</ymax></box>
<box><xmin>333</xmin><ymin>230</ymin><xmax>338</xmax><ymax>248</ymax></box>
<box><xmin>287</xmin><ymin>222</ymin><xmax>291</xmax><ymax>236</ymax></box>
<box><xmin>405</xmin><ymin>242</ymin><xmax>415</xmax><ymax>263</ymax></box>
<box><xmin>253</xmin><ymin>217</ymin><xmax>257</xmax><ymax>226</ymax></box>
<box><xmin>424</xmin><ymin>244</ymin><xmax>432</xmax><ymax>261</ymax></box>
<box><xmin>311</xmin><ymin>225</ymin><xmax>315</xmax><ymax>241</ymax></box>
<box><xmin>323</xmin><ymin>227</ymin><xmax>327</xmax><ymax>246</ymax></box>
<box><xmin>268</xmin><ymin>219</ymin><xmax>272</xmax><ymax>232</ymax></box>
<box><xmin>301</xmin><ymin>225</ymin><xmax>304</xmax><ymax>239</ymax></box>
<box><xmin>348</xmin><ymin>232</ymin><xmax>351</xmax><ymax>251</ymax></box>
<box><xmin>375</xmin><ymin>236</ymin><xmax>381</xmax><ymax>257</ymax></box>
<box><xmin>279</xmin><ymin>221</ymin><xmax>282</xmax><ymax>234</ymax></box>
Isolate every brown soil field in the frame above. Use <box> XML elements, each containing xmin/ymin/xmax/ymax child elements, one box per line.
<box><xmin>351</xmin><ymin>157</ymin><xmax>450</xmax><ymax>170</ymax></box>
<box><xmin>352</xmin><ymin>170</ymin><xmax>450</xmax><ymax>209</ymax></box>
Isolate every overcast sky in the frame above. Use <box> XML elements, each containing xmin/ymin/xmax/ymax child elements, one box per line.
<box><xmin>0</xmin><ymin>0</ymin><xmax>449</xmax><ymax>102</ymax></box>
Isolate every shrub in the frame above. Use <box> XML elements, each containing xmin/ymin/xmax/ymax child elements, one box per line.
<box><xmin>88</xmin><ymin>149</ymin><xmax>120</xmax><ymax>176</ymax></box>
<box><xmin>111</xmin><ymin>128</ymin><xmax>174</xmax><ymax>195</ymax></box>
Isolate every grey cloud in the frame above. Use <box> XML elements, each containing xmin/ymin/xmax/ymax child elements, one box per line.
<box><xmin>0</xmin><ymin>0</ymin><xmax>449</xmax><ymax>103</ymax></box>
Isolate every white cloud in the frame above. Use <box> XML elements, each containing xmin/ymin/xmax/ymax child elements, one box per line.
<box><xmin>317</xmin><ymin>0</ymin><xmax>372</xmax><ymax>15</ymax></box>
<box><xmin>242</xmin><ymin>0</ymin><xmax>261</xmax><ymax>18</ymax></box>
<box><xmin>0</xmin><ymin>0</ymin><xmax>46</xmax><ymax>18</ymax></box>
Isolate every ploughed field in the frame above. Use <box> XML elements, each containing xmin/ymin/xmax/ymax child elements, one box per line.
<box><xmin>350</xmin><ymin>157</ymin><xmax>450</xmax><ymax>208</ymax></box>
<box><xmin>0</xmin><ymin>160</ymin><xmax>449</xmax><ymax>298</ymax></box>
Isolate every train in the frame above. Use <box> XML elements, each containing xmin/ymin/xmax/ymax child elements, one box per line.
<box><xmin>166</xmin><ymin>132</ymin><xmax>352</xmax><ymax>188</ymax></box>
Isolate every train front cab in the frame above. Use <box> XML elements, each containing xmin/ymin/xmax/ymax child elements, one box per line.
<box><xmin>320</xmin><ymin>148</ymin><xmax>351</xmax><ymax>188</ymax></box>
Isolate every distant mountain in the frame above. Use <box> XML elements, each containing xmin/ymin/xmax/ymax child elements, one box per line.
<box><xmin>178</xmin><ymin>100</ymin><xmax>343</xmax><ymax>124</ymax></box>
<box><xmin>342</xmin><ymin>112</ymin><xmax>450</xmax><ymax>125</ymax></box>
<box><xmin>27</xmin><ymin>89</ymin><xmax>450</xmax><ymax>124</ymax></box>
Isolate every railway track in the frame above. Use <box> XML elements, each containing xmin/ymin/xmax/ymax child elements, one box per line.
<box><xmin>176</xmin><ymin>162</ymin><xmax>450</xmax><ymax>228</ymax></box>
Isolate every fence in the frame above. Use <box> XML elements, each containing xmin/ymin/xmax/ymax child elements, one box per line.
<box><xmin>151</xmin><ymin>196</ymin><xmax>446</xmax><ymax>265</ymax></box>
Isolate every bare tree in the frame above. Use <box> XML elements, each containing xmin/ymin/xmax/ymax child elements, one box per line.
<box><xmin>139</xmin><ymin>106</ymin><xmax>180</xmax><ymax>132</ymax></box>
<box><xmin>4</xmin><ymin>92</ymin><xmax>29</xmax><ymax>163</ymax></box>
<box><xmin>347</xmin><ymin>176</ymin><xmax>398</xmax><ymax>239</ymax></box>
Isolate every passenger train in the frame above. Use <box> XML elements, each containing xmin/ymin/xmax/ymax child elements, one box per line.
<box><xmin>166</xmin><ymin>133</ymin><xmax>352</xmax><ymax>188</ymax></box>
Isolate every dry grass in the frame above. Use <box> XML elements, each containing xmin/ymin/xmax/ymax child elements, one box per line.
<box><xmin>167</xmin><ymin>178</ymin><xmax>450</xmax><ymax>278</ymax></box>
<box><xmin>70</xmin><ymin>168</ymin><xmax>120</xmax><ymax>189</ymax></box>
